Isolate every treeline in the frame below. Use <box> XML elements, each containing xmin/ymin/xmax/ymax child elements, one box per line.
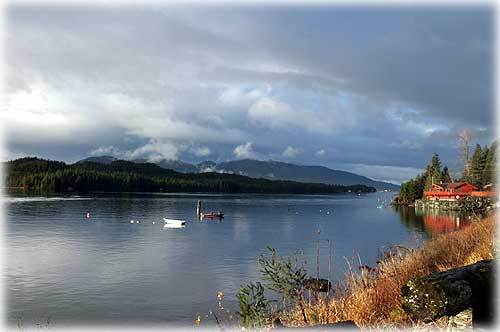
<box><xmin>462</xmin><ymin>142</ymin><xmax>498</xmax><ymax>187</ymax></box>
<box><xmin>394</xmin><ymin>140</ymin><xmax>498</xmax><ymax>205</ymax></box>
<box><xmin>3</xmin><ymin>157</ymin><xmax>376</xmax><ymax>195</ymax></box>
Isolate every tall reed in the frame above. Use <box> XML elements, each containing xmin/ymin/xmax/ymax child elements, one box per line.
<box><xmin>282</xmin><ymin>213</ymin><xmax>497</xmax><ymax>329</ymax></box>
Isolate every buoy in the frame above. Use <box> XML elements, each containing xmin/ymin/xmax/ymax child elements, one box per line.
<box><xmin>152</xmin><ymin>221</ymin><xmax>156</xmax><ymax>225</ymax></box>
<box><xmin>130</xmin><ymin>220</ymin><xmax>134</xmax><ymax>224</ymax></box>
<box><xmin>85</xmin><ymin>212</ymin><xmax>91</xmax><ymax>219</ymax></box>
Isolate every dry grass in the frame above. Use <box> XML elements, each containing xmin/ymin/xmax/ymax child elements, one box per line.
<box><xmin>281</xmin><ymin>213</ymin><xmax>497</xmax><ymax>329</ymax></box>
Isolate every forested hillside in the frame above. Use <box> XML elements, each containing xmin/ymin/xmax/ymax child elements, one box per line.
<box><xmin>4</xmin><ymin>157</ymin><xmax>376</xmax><ymax>195</ymax></box>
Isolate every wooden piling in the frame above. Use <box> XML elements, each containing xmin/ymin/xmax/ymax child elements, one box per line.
<box><xmin>196</xmin><ymin>200</ymin><xmax>202</xmax><ymax>220</ymax></box>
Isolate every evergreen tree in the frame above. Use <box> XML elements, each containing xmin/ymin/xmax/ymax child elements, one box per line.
<box><xmin>482</xmin><ymin>141</ymin><xmax>498</xmax><ymax>186</ymax></box>
<box><xmin>470</xmin><ymin>144</ymin><xmax>484</xmax><ymax>186</ymax></box>
<box><xmin>396</xmin><ymin>170</ymin><xmax>428</xmax><ymax>204</ymax></box>
<box><xmin>477</xmin><ymin>145</ymin><xmax>489</xmax><ymax>187</ymax></box>
<box><xmin>423</xmin><ymin>153</ymin><xmax>442</xmax><ymax>191</ymax></box>
<box><xmin>423</xmin><ymin>165</ymin><xmax>433</xmax><ymax>192</ymax></box>
<box><xmin>397</xmin><ymin>153</ymin><xmax>447</xmax><ymax>204</ymax></box>
<box><xmin>441</xmin><ymin>166</ymin><xmax>452</xmax><ymax>183</ymax></box>
<box><xmin>431</xmin><ymin>153</ymin><xmax>442</xmax><ymax>182</ymax></box>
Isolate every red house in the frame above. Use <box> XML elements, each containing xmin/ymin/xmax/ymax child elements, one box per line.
<box><xmin>424</xmin><ymin>182</ymin><xmax>477</xmax><ymax>201</ymax></box>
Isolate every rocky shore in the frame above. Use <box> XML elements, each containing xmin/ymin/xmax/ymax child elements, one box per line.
<box><xmin>414</xmin><ymin>196</ymin><xmax>497</xmax><ymax>213</ymax></box>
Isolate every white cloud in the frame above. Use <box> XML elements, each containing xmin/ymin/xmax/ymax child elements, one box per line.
<box><xmin>3</xmin><ymin>83</ymin><xmax>95</xmax><ymax>144</ymax></box>
<box><xmin>389</xmin><ymin>140</ymin><xmax>423</xmax><ymax>151</ymax></box>
<box><xmin>247</xmin><ymin>97</ymin><xmax>344</xmax><ymax>135</ymax></box>
<box><xmin>233</xmin><ymin>142</ymin><xmax>254</xmax><ymax>159</ymax></box>
<box><xmin>315</xmin><ymin>149</ymin><xmax>326</xmax><ymax>156</ymax></box>
<box><xmin>90</xmin><ymin>146</ymin><xmax>122</xmax><ymax>157</ymax></box>
<box><xmin>3</xmin><ymin>80</ymin><xmax>249</xmax><ymax>150</ymax></box>
<box><xmin>219</xmin><ymin>85</ymin><xmax>271</xmax><ymax>107</ymax></box>
<box><xmin>200</xmin><ymin>166</ymin><xmax>216</xmax><ymax>172</ymax></box>
<box><xmin>125</xmin><ymin>139</ymin><xmax>178</xmax><ymax>162</ymax></box>
<box><xmin>4</xmin><ymin>7</ymin><xmax>492</xmax><ymax>168</ymax></box>
<box><xmin>191</xmin><ymin>146</ymin><xmax>211</xmax><ymax>157</ymax></box>
<box><xmin>282</xmin><ymin>146</ymin><xmax>300</xmax><ymax>158</ymax></box>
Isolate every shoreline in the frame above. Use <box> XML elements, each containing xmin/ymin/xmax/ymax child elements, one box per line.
<box><xmin>2</xmin><ymin>189</ymin><xmax>383</xmax><ymax>198</ymax></box>
<box><xmin>278</xmin><ymin>212</ymin><xmax>497</xmax><ymax>329</ymax></box>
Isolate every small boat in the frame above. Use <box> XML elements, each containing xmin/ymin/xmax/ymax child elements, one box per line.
<box><xmin>163</xmin><ymin>218</ymin><xmax>186</xmax><ymax>226</ymax></box>
<box><xmin>201</xmin><ymin>212</ymin><xmax>224</xmax><ymax>219</ymax></box>
<box><xmin>163</xmin><ymin>223</ymin><xmax>185</xmax><ymax>229</ymax></box>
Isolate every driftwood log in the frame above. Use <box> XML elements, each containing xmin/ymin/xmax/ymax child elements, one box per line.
<box><xmin>400</xmin><ymin>259</ymin><xmax>495</xmax><ymax>325</ymax></box>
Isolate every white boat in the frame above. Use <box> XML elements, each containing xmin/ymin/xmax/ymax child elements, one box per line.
<box><xmin>163</xmin><ymin>223</ymin><xmax>185</xmax><ymax>229</ymax></box>
<box><xmin>163</xmin><ymin>218</ymin><xmax>186</xmax><ymax>226</ymax></box>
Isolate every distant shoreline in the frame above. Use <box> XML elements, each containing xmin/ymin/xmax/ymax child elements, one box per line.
<box><xmin>3</xmin><ymin>188</ymin><xmax>381</xmax><ymax>197</ymax></box>
<box><xmin>3</xmin><ymin>157</ymin><xmax>377</xmax><ymax>196</ymax></box>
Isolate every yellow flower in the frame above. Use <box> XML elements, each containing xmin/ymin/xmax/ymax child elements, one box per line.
<box><xmin>195</xmin><ymin>315</ymin><xmax>201</xmax><ymax>325</ymax></box>
<box><xmin>217</xmin><ymin>291</ymin><xmax>223</xmax><ymax>302</ymax></box>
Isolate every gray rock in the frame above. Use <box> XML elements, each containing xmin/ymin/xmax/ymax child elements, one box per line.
<box><xmin>400</xmin><ymin>259</ymin><xmax>495</xmax><ymax>325</ymax></box>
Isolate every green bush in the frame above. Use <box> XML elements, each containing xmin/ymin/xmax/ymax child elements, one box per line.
<box><xmin>236</xmin><ymin>247</ymin><xmax>311</xmax><ymax>328</ymax></box>
<box><xmin>258</xmin><ymin>247</ymin><xmax>307</xmax><ymax>307</ymax></box>
<box><xmin>236</xmin><ymin>281</ymin><xmax>269</xmax><ymax>329</ymax></box>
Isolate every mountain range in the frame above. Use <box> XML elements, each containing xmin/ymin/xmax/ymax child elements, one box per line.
<box><xmin>77</xmin><ymin>156</ymin><xmax>399</xmax><ymax>190</ymax></box>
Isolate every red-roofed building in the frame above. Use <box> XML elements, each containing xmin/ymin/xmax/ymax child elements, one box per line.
<box><xmin>424</xmin><ymin>182</ymin><xmax>477</xmax><ymax>201</ymax></box>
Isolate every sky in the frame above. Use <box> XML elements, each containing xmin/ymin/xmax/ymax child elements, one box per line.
<box><xmin>1</xmin><ymin>4</ymin><xmax>495</xmax><ymax>184</ymax></box>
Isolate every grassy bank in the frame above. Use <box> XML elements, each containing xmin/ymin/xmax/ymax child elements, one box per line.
<box><xmin>281</xmin><ymin>213</ymin><xmax>497</xmax><ymax>329</ymax></box>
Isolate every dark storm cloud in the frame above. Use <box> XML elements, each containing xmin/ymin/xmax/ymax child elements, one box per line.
<box><xmin>2</xmin><ymin>4</ymin><xmax>494</xmax><ymax>183</ymax></box>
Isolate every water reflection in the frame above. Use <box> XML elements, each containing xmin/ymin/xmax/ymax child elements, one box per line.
<box><xmin>6</xmin><ymin>192</ymin><xmax>478</xmax><ymax>325</ymax></box>
<box><xmin>394</xmin><ymin>205</ymin><xmax>472</xmax><ymax>237</ymax></box>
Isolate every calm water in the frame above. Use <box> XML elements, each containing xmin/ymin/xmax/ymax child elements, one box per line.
<box><xmin>4</xmin><ymin>192</ymin><xmax>470</xmax><ymax>326</ymax></box>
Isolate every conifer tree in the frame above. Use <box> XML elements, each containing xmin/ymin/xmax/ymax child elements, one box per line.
<box><xmin>423</xmin><ymin>165</ymin><xmax>433</xmax><ymax>192</ymax></box>
<box><xmin>482</xmin><ymin>141</ymin><xmax>498</xmax><ymax>186</ymax></box>
<box><xmin>470</xmin><ymin>144</ymin><xmax>484</xmax><ymax>186</ymax></box>
<box><xmin>431</xmin><ymin>153</ymin><xmax>442</xmax><ymax>181</ymax></box>
<box><xmin>441</xmin><ymin>166</ymin><xmax>452</xmax><ymax>183</ymax></box>
<box><xmin>424</xmin><ymin>153</ymin><xmax>442</xmax><ymax>191</ymax></box>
